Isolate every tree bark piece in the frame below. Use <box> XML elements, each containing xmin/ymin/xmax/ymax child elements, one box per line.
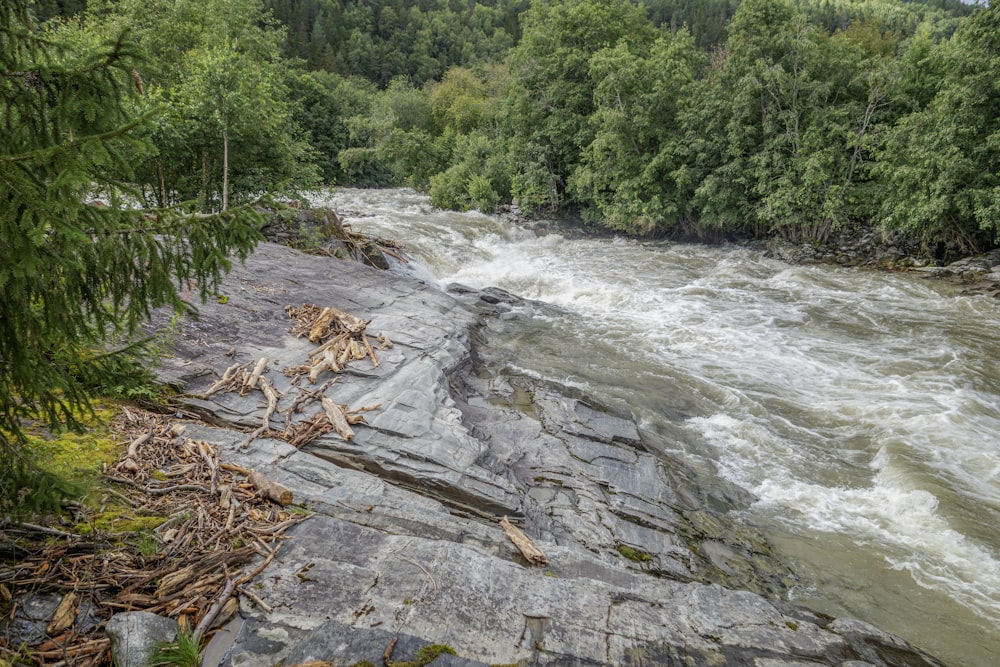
<box><xmin>45</xmin><ymin>591</ymin><xmax>78</xmax><ymax>636</ymax></box>
<box><xmin>500</xmin><ymin>516</ymin><xmax>547</xmax><ymax>566</ymax></box>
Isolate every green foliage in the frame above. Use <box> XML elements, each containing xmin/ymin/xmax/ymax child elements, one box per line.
<box><xmin>429</xmin><ymin>131</ymin><xmax>510</xmax><ymax>211</ymax></box>
<box><xmin>501</xmin><ymin>0</ymin><xmax>657</xmax><ymax>214</ymax></box>
<box><xmin>26</xmin><ymin>0</ymin><xmax>1000</xmax><ymax>255</ymax></box>
<box><xmin>571</xmin><ymin>30</ymin><xmax>703</xmax><ymax>234</ymax></box>
<box><xmin>84</xmin><ymin>0</ymin><xmax>319</xmax><ymax>211</ymax></box>
<box><xmin>0</xmin><ymin>0</ymin><xmax>262</xmax><ymax>514</ymax></box>
<box><xmin>263</xmin><ymin>0</ymin><xmax>527</xmax><ymax>86</ymax></box>
<box><xmin>874</xmin><ymin>3</ymin><xmax>1000</xmax><ymax>254</ymax></box>
<box><xmin>149</xmin><ymin>628</ymin><xmax>202</xmax><ymax>667</ymax></box>
<box><xmin>288</xmin><ymin>70</ymin><xmax>377</xmax><ymax>183</ymax></box>
<box><xmin>391</xmin><ymin>643</ymin><xmax>458</xmax><ymax>667</ymax></box>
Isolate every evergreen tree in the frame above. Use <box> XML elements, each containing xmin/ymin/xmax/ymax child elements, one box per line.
<box><xmin>0</xmin><ymin>0</ymin><xmax>262</xmax><ymax>513</ymax></box>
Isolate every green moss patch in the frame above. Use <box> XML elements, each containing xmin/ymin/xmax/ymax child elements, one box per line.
<box><xmin>616</xmin><ymin>544</ymin><xmax>652</xmax><ymax>564</ymax></box>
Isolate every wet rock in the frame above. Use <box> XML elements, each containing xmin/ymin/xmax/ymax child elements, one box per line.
<box><xmin>0</xmin><ymin>593</ymin><xmax>100</xmax><ymax>647</ymax></box>
<box><xmin>105</xmin><ymin>611</ymin><xmax>178</xmax><ymax>667</ymax></box>
<box><xmin>149</xmin><ymin>242</ymin><xmax>944</xmax><ymax>667</ymax></box>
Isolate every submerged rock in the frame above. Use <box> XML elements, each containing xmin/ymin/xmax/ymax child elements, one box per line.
<box><xmin>152</xmin><ymin>242</ymin><xmax>944</xmax><ymax>667</ymax></box>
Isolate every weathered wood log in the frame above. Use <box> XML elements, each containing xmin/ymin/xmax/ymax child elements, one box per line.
<box><xmin>248</xmin><ymin>470</ymin><xmax>293</xmax><ymax>506</ymax></box>
<box><xmin>308</xmin><ymin>307</ymin><xmax>336</xmax><ymax>342</ymax></box>
<box><xmin>500</xmin><ymin>516</ymin><xmax>547</xmax><ymax>566</ymax></box>
<box><xmin>321</xmin><ymin>396</ymin><xmax>355</xmax><ymax>441</ymax></box>
<box><xmin>363</xmin><ymin>335</ymin><xmax>381</xmax><ymax>367</ymax></box>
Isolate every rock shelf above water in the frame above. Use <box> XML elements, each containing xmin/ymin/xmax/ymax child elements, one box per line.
<box><xmin>153</xmin><ymin>242</ymin><xmax>944</xmax><ymax>667</ymax></box>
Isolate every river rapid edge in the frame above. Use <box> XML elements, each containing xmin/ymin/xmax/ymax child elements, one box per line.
<box><xmin>142</xmin><ymin>187</ymin><xmax>1000</xmax><ymax>667</ymax></box>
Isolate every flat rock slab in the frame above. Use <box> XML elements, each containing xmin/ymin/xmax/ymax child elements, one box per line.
<box><xmin>151</xmin><ymin>243</ymin><xmax>943</xmax><ymax>667</ymax></box>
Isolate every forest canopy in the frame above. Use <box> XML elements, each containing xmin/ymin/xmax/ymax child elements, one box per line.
<box><xmin>19</xmin><ymin>0</ymin><xmax>1000</xmax><ymax>254</ymax></box>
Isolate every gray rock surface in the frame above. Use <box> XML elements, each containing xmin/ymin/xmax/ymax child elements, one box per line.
<box><xmin>105</xmin><ymin>611</ymin><xmax>179</xmax><ymax>667</ymax></box>
<box><xmin>151</xmin><ymin>242</ymin><xmax>944</xmax><ymax>667</ymax></box>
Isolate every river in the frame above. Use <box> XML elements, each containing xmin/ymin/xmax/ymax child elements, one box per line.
<box><xmin>311</xmin><ymin>188</ymin><xmax>1000</xmax><ymax>666</ymax></box>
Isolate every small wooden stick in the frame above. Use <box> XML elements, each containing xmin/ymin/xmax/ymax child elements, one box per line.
<box><xmin>307</xmin><ymin>332</ymin><xmax>349</xmax><ymax>359</ymax></box>
<box><xmin>242</xmin><ymin>376</ymin><xmax>281</xmax><ymax>448</ymax></box>
<box><xmin>383</xmin><ymin>636</ymin><xmax>398</xmax><ymax>667</ymax></box>
<box><xmin>362</xmin><ymin>335</ymin><xmax>380</xmax><ymax>367</ymax></box>
<box><xmin>204</xmin><ymin>362</ymin><xmax>244</xmax><ymax>397</ymax></box>
<box><xmin>220</xmin><ymin>462</ymin><xmax>252</xmax><ymax>476</ymax></box>
<box><xmin>500</xmin><ymin>516</ymin><xmax>547</xmax><ymax>566</ymax></box>
<box><xmin>242</xmin><ymin>357</ymin><xmax>269</xmax><ymax>396</ymax></box>
<box><xmin>237</xmin><ymin>585</ymin><xmax>273</xmax><ymax>614</ymax></box>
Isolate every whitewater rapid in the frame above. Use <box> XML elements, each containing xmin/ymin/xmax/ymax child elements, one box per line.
<box><xmin>312</xmin><ymin>188</ymin><xmax>1000</xmax><ymax>666</ymax></box>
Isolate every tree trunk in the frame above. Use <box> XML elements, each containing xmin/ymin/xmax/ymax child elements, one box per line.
<box><xmin>222</xmin><ymin>128</ymin><xmax>229</xmax><ymax>212</ymax></box>
<box><xmin>201</xmin><ymin>148</ymin><xmax>209</xmax><ymax>213</ymax></box>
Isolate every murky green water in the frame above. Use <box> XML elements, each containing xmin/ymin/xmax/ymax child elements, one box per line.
<box><xmin>313</xmin><ymin>188</ymin><xmax>1000</xmax><ymax>666</ymax></box>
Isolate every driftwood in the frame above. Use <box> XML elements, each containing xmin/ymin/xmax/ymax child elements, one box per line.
<box><xmin>117</xmin><ymin>426</ymin><xmax>153</xmax><ymax>473</ymax></box>
<box><xmin>248</xmin><ymin>470</ymin><xmax>293</xmax><ymax>506</ymax></box>
<box><xmin>321</xmin><ymin>396</ymin><xmax>355</xmax><ymax>441</ymax></box>
<box><xmin>203</xmin><ymin>362</ymin><xmax>243</xmax><ymax>397</ymax></box>
<box><xmin>0</xmin><ymin>408</ymin><xmax>310</xmax><ymax>666</ymax></box>
<box><xmin>283</xmin><ymin>303</ymin><xmax>384</xmax><ymax>382</ymax></box>
<box><xmin>500</xmin><ymin>516</ymin><xmax>548</xmax><ymax>566</ymax></box>
<box><xmin>242</xmin><ymin>376</ymin><xmax>281</xmax><ymax>448</ymax></box>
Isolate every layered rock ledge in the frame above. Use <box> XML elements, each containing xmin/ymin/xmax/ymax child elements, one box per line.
<box><xmin>153</xmin><ymin>242</ymin><xmax>943</xmax><ymax>667</ymax></box>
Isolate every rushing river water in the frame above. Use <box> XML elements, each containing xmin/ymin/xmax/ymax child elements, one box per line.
<box><xmin>311</xmin><ymin>188</ymin><xmax>1000</xmax><ymax>666</ymax></box>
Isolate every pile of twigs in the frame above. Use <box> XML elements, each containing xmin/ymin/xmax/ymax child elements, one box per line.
<box><xmin>283</xmin><ymin>303</ymin><xmax>391</xmax><ymax>384</ymax></box>
<box><xmin>0</xmin><ymin>408</ymin><xmax>306</xmax><ymax>666</ymax></box>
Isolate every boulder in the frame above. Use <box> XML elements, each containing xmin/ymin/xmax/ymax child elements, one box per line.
<box><xmin>105</xmin><ymin>611</ymin><xmax>179</xmax><ymax>667</ymax></box>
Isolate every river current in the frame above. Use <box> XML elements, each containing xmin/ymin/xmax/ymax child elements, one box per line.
<box><xmin>311</xmin><ymin>188</ymin><xmax>1000</xmax><ymax>666</ymax></box>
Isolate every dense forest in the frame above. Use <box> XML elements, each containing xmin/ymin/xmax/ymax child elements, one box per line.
<box><xmin>24</xmin><ymin>0</ymin><xmax>997</xmax><ymax>255</ymax></box>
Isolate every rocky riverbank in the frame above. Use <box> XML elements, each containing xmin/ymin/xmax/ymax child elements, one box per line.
<box><xmin>146</xmin><ymin>239</ymin><xmax>945</xmax><ymax>666</ymax></box>
<box><xmin>760</xmin><ymin>235</ymin><xmax>1000</xmax><ymax>297</ymax></box>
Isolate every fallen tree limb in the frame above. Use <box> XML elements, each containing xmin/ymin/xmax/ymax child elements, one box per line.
<box><xmin>500</xmin><ymin>516</ymin><xmax>547</xmax><ymax>566</ymax></box>
<box><xmin>242</xmin><ymin>376</ymin><xmax>281</xmax><ymax>448</ymax></box>
<box><xmin>193</xmin><ymin>571</ymin><xmax>237</xmax><ymax>640</ymax></box>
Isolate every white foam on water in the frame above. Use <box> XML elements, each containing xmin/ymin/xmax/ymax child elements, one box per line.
<box><xmin>311</xmin><ymin>189</ymin><xmax>1000</xmax><ymax>660</ymax></box>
